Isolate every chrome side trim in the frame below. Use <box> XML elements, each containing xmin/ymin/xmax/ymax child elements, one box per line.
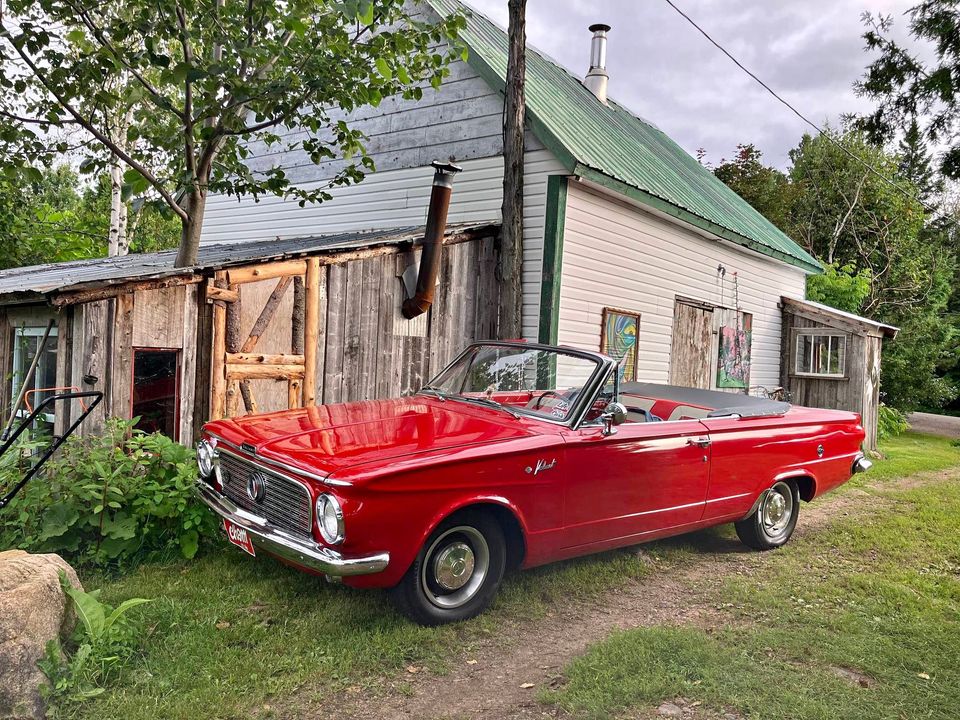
<box><xmin>705</xmin><ymin>491</ymin><xmax>752</xmax><ymax>504</ymax></box>
<box><xmin>195</xmin><ymin>481</ymin><xmax>389</xmax><ymax>577</ymax></box>
<box><xmin>852</xmin><ymin>454</ymin><xmax>873</xmax><ymax>474</ymax></box>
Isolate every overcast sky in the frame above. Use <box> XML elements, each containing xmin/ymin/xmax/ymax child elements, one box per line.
<box><xmin>466</xmin><ymin>0</ymin><xmax>917</xmax><ymax>170</ymax></box>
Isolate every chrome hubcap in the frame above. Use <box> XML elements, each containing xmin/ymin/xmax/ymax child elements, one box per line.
<box><xmin>421</xmin><ymin>526</ymin><xmax>490</xmax><ymax>610</ymax></box>
<box><xmin>433</xmin><ymin>542</ymin><xmax>475</xmax><ymax>591</ymax></box>
<box><xmin>761</xmin><ymin>482</ymin><xmax>794</xmax><ymax>537</ymax></box>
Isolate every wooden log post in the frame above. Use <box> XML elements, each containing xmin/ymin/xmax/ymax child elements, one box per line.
<box><xmin>209</xmin><ymin>272</ymin><xmax>228</xmax><ymax>420</ymax></box>
<box><xmin>303</xmin><ymin>258</ymin><xmax>320</xmax><ymax>406</ymax></box>
<box><xmin>290</xmin><ymin>277</ymin><xmax>305</xmax><ymax>409</ymax></box>
<box><xmin>224</xmin><ymin>283</ymin><xmax>242</xmax><ymax>417</ymax></box>
<box><xmin>499</xmin><ymin>0</ymin><xmax>527</xmax><ymax>339</ymax></box>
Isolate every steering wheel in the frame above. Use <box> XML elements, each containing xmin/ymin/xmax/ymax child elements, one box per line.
<box><xmin>532</xmin><ymin>390</ymin><xmax>566</xmax><ymax>409</ymax></box>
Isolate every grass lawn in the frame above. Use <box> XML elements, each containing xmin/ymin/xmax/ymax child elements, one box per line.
<box><xmin>66</xmin><ymin>527</ymin><xmax>656</xmax><ymax>719</ymax></box>
<box><xmin>545</xmin><ymin>432</ymin><xmax>960</xmax><ymax>719</ymax></box>
<box><xmin>63</xmin><ymin>431</ymin><xmax>960</xmax><ymax>719</ymax></box>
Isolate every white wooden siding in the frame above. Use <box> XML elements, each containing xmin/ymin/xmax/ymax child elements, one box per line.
<box><xmin>557</xmin><ymin>183</ymin><xmax>807</xmax><ymax>389</ymax></box>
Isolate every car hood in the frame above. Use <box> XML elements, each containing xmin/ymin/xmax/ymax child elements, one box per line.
<box><xmin>204</xmin><ymin>396</ymin><xmax>541</xmax><ymax>479</ymax></box>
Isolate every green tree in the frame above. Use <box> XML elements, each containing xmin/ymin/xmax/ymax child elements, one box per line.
<box><xmin>857</xmin><ymin>3</ymin><xmax>960</xmax><ymax>179</ymax></box>
<box><xmin>713</xmin><ymin>144</ymin><xmax>794</xmax><ymax>233</ymax></box>
<box><xmin>0</xmin><ymin>166</ymin><xmax>180</xmax><ymax>268</ymax></box>
<box><xmin>75</xmin><ymin>176</ymin><xmax>181</xmax><ymax>255</ymax></box>
<box><xmin>789</xmin><ymin>129</ymin><xmax>957</xmax><ymax>410</ymax></box>
<box><xmin>0</xmin><ymin>165</ymin><xmax>101</xmax><ymax>268</ymax></box>
<box><xmin>0</xmin><ymin>1</ymin><xmax>464</xmax><ymax>267</ymax></box>
<box><xmin>898</xmin><ymin>116</ymin><xmax>943</xmax><ymax>203</ymax></box>
<box><xmin>806</xmin><ymin>263</ymin><xmax>873</xmax><ymax>315</ymax></box>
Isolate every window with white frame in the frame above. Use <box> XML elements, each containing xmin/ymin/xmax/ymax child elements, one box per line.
<box><xmin>11</xmin><ymin>324</ymin><xmax>59</xmax><ymax>425</ymax></box>
<box><xmin>794</xmin><ymin>330</ymin><xmax>847</xmax><ymax>378</ymax></box>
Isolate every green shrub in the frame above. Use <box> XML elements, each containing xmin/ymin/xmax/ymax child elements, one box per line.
<box><xmin>878</xmin><ymin>403</ymin><xmax>909</xmax><ymax>441</ymax></box>
<box><xmin>39</xmin><ymin>570</ymin><xmax>150</xmax><ymax>705</ymax></box>
<box><xmin>0</xmin><ymin>418</ymin><xmax>217</xmax><ymax>567</ymax></box>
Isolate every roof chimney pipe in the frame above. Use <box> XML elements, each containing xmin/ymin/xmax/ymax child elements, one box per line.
<box><xmin>584</xmin><ymin>23</ymin><xmax>611</xmax><ymax>104</ymax></box>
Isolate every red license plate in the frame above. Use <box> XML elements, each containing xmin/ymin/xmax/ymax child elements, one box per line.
<box><xmin>223</xmin><ymin>519</ymin><xmax>256</xmax><ymax>557</ymax></box>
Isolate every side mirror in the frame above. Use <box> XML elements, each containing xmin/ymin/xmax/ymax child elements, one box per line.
<box><xmin>601</xmin><ymin>402</ymin><xmax>627</xmax><ymax>436</ymax></box>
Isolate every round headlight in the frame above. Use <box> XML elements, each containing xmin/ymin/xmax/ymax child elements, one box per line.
<box><xmin>197</xmin><ymin>439</ymin><xmax>216</xmax><ymax>478</ymax></box>
<box><xmin>315</xmin><ymin>494</ymin><xmax>344</xmax><ymax>545</ymax></box>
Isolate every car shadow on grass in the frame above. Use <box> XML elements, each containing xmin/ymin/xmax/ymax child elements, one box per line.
<box><xmin>645</xmin><ymin>524</ymin><xmax>752</xmax><ymax>557</ymax></box>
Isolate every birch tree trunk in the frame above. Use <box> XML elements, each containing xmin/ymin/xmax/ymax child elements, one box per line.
<box><xmin>498</xmin><ymin>0</ymin><xmax>527</xmax><ymax>339</ymax></box>
<box><xmin>107</xmin><ymin>104</ymin><xmax>134</xmax><ymax>257</ymax></box>
<box><xmin>108</xmin><ymin>158</ymin><xmax>124</xmax><ymax>256</ymax></box>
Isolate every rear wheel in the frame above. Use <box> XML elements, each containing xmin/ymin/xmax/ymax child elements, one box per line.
<box><xmin>389</xmin><ymin>511</ymin><xmax>506</xmax><ymax>626</ymax></box>
<box><xmin>735</xmin><ymin>479</ymin><xmax>799</xmax><ymax>550</ymax></box>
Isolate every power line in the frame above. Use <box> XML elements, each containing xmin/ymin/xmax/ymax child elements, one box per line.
<box><xmin>661</xmin><ymin>0</ymin><xmax>931</xmax><ymax>211</ymax></box>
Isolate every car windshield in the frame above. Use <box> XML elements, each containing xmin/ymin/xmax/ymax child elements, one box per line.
<box><xmin>423</xmin><ymin>344</ymin><xmax>603</xmax><ymax>422</ymax></box>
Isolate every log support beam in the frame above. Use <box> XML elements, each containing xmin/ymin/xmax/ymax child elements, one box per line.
<box><xmin>303</xmin><ymin>258</ymin><xmax>320</xmax><ymax>406</ymax></box>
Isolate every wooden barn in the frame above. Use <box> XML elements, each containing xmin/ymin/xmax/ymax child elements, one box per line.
<box><xmin>780</xmin><ymin>297</ymin><xmax>898</xmax><ymax>450</ymax></box>
<box><xmin>0</xmin><ymin>221</ymin><xmax>499</xmax><ymax>443</ymax></box>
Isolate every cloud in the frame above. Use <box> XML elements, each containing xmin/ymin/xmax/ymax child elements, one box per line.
<box><xmin>465</xmin><ymin>0</ymin><xmax>916</xmax><ymax>169</ymax></box>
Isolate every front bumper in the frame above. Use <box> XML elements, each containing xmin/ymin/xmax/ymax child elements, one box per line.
<box><xmin>195</xmin><ymin>481</ymin><xmax>390</xmax><ymax>577</ymax></box>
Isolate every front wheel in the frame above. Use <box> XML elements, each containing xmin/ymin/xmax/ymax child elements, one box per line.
<box><xmin>735</xmin><ymin>479</ymin><xmax>799</xmax><ymax>550</ymax></box>
<box><xmin>388</xmin><ymin>511</ymin><xmax>506</xmax><ymax>626</ymax></box>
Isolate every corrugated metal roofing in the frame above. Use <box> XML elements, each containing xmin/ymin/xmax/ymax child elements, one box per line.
<box><xmin>430</xmin><ymin>0</ymin><xmax>821</xmax><ymax>273</ymax></box>
<box><xmin>0</xmin><ymin>223</ymin><xmax>492</xmax><ymax>300</ymax></box>
<box><xmin>782</xmin><ymin>297</ymin><xmax>899</xmax><ymax>338</ymax></box>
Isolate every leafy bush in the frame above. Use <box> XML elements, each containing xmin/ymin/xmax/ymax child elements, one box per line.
<box><xmin>0</xmin><ymin>418</ymin><xmax>217</xmax><ymax>567</ymax></box>
<box><xmin>806</xmin><ymin>261</ymin><xmax>873</xmax><ymax>314</ymax></box>
<box><xmin>878</xmin><ymin>403</ymin><xmax>910</xmax><ymax>441</ymax></box>
<box><xmin>39</xmin><ymin>570</ymin><xmax>150</xmax><ymax>705</ymax></box>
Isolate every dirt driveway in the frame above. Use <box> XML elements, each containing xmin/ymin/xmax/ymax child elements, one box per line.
<box><xmin>275</xmin><ymin>469</ymin><xmax>955</xmax><ymax>720</ymax></box>
<box><xmin>908</xmin><ymin>412</ymin><xmax>960</xmax><ymax>439</ymax></box>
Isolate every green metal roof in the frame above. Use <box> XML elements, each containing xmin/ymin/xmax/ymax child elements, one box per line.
<box><xmin>430</xmin><ymin>0</ymin><xmax>822</xmax><ymax>273</ymax></box>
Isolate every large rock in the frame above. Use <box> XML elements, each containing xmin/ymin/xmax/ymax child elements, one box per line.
<box><xmin>0</xmin><ymin>550</ymin><xmax>82</xmax><ymax>719</ymax></box>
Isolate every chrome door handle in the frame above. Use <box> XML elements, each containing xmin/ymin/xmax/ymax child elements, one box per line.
<box><xmin>687</xmin><ymin>437</ymin><xmax>711</xmax><ymax>448</ymax></box>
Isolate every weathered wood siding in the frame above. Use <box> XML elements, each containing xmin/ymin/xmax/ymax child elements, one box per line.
<box><xmin>780</xmin><ymin>310</ymin><xmax>882</xmax><ymax>450</ymax></box>
<box><xmin>61</xmin><ymin>285</ymin><xmax>198</xmax><ymax>439</ymax></box>
<box><xmin>557</xmin><ymin>183</ymin><xmax>808</xmax><ymax>390</ymax></box>
<box><xmin>227</xmin><ymin>235</ymin><xmax>500</xmax><ymax>415</ymax></box>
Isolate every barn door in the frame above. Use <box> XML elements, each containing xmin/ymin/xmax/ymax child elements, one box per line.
<box><xmin>208</xmin><ymin>258</ymin><xmax>321</xmax><ymax>420</ymax></box>
<box><xmin>670</xmin><ymin>299</ymin><xmax>714</xmax><ymax>389</ymax></box>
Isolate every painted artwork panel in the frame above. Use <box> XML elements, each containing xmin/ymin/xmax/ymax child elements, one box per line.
<box><xmin>600</xmin><ymin>308</ymin><xmax>640</xmax><ymax>382</ymax></box>
<box><xmin>717</xmin><ymin>314</ymin><xmax>752</xmax><ymax>389</ymax></box>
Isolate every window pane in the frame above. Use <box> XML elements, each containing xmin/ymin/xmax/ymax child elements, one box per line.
<box><xmin>811</xmin><ymin>335</ymin><xmax>830</xmax><ymax>373</ymax></box>
<box><xmin>12</xmin><ymin>326</ymin><xmax>58</xmax><ymax>424</ymax></box>
<box><xmin>132</xmin><ymin>350</ymin><xmax>180</xmax><ymax>439</ymax></box>
<box><xmin>796</xmin><ymin>334</ymin><xmax>812</xmax><ymax>373</ymax></box>
<box><xmin>795</xmin><ymin>333</ymin><xmax>847</xmax><ymax>376</ymax></box>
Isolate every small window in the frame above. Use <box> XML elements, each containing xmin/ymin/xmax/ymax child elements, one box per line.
<box><xmin>795</xmin><ymin>331</ymin><xmax>847</xmax><ymax>377</ymax></box>
<box><xmin>132</xmin><ymin>349</ymin><xmax>180</xmax><ymax>440</ymax></box>
<box><xmin>11</xmin><ymin>324</ymin><xmax>58</xmax><ymax>426</ymax></box>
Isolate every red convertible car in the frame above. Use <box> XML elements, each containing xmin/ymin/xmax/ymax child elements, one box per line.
<box><xmin>196</xmin><ymin>341</ymin><xmax>870</xmax><ymax>625</ymax></box>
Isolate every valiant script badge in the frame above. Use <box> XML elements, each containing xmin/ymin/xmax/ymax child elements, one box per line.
<box><xmin>525</xmin><ymin>458</ymin><xmax>557</xmax><ymax>475</ymax></box>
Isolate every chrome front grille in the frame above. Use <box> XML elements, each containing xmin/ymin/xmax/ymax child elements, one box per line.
<box><xmin>217</xmin><ymin>452</ymin><xmax>312</xmax><ymax>536</ymax></box>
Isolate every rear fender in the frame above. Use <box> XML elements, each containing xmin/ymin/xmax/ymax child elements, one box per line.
<box><xmin>741</xmin><ymin>472</ymin><xmax>818</xmax><ymax>521</ymax></box>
